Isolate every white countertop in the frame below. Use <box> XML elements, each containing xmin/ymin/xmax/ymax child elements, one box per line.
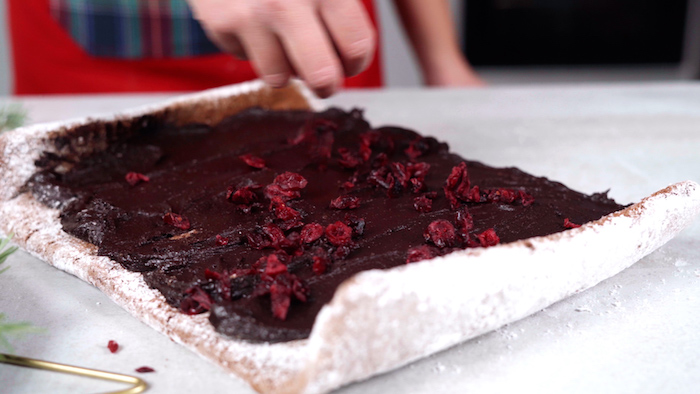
<box><xmin>1</xmin><ymin>83</ymin><xmax>699</xmax><ymax>393</ymax></box>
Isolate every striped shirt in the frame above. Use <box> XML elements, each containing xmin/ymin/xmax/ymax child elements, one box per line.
<box><xmin>49</xmin><ymin>0</ymin><xmax>220</xmax><ymax>58</ymax></box>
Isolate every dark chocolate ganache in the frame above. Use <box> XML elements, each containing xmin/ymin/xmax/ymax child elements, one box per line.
<box><xmin>27</xmin><ymin>108</ymin><xmax>623</xmax><ymax>343</ymax></box>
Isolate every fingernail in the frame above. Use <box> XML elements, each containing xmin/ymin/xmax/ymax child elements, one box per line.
<box><xmin>265</xmin><ymin>73</ymin><xmax>290</xmax><ymax>88</ymax></box>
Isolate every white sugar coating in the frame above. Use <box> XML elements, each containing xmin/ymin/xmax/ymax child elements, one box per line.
<box><xmin>1</xmin><ymin>81</ymin><xmax>699</xmax><ymax>394</ymax></box>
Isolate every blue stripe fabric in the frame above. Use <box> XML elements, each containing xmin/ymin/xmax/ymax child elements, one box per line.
<box><xmin>48</xmin><ymin>0</ymin><xmax>221</xmax><ymax>59</ymax></box>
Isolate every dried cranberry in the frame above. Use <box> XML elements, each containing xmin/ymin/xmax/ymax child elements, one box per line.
<box><xmin>135</xmin><ymin>367</ymin><xmax>155</xmax><ymax>373</ymax></box>
<box><xmin>246</xmin><ymin>227</ymin><xmax>271</xmax><ymax>249</ymax></box>
<box><xmin>330</xmin><ymin>195</ymin><xmax>361</xmax><ymax>210</ymax></box>
<box><xmin>333</xmin><ymin>245</ymin><xmax>352</xmax><ymax>260</ymax></box>
<box><xmin>487</xmin><ymin>188</ymin><xmax>517</xmax><ymax>203</ymax></box>
<box><xmin>256</xmin><ymin>268</ymin><xmax>309</xmax><ymax>320</ymax></box>
<box><xmin>125</xmin><ymin>172</ymin><xmax>149</xmax><ymax>186</ymax></box>
<box><xmin>274</xmin><ymin>172</ymin><xmax>308</xmax><ymax>191</ymax></box>
<box><xmin>262</xmin><ymin>223</ymin><xmax>290</xmax><ymax>249</ymax></box>
<box><xmin>476</xmin><ymin>228</ymin><xmax>500</xmax><ymax>247</ymax></box>
<box><xmin>413</xmin><ymin>196</ymin><xmax>433</xmax><ymax>213</ymax></box>
<box><xmin>518</xmin><ymin>190</ymin><xmax>535</xmax><ymax>206</ymax></box>
<box><xmin>107</xmin><ymin>340</ymin><xmax>119</xmax><ymax>354</ymax></box>
<box><xmin>409</xmin><ymin>178</ymin><xmax>424</xmax><ymax>194</ymax></box>
<box><xmin>406</xmin><ymin>245</ymin><xmax>438</xmax><ymax>263</ymax></box>
<box><xmin>407</xmin><ymin>162</ymin><xmax>430</xmax><ymax>180</ymax></box>
<box><xmin>311</xmin><ymin>130</ymin><xmax>334</xmax><ymax>162</ymax></box>
<box><xmin>227</xmin><ymin>185</ymin><xmax>258</xmax><ymax>205</ymax></box>
<box><xmin>239</xmin><ymin>153</ymin><xmax>266</xmax><ymax>169</ymax></box>
<box><xmin>179</xmin><ymin>286</ymin><xmax>212</xmax><ymax>315</ymax></box>
<box><xmin>359</xmin><ymin>143</ymin><xmax>372</xmax><ymax>162</ymax></box>
<box><xmin>270</xmin><ymin>282</ymin><xmax>292</xmax><ymax>320</ymax></box>
<box><xmin>271</xmin><ymin>199</ymin><xmax>301</xmax><ymax>222</ymax></box>
<box><xmin>264</xmin><ymin>254</ymin><xmax>288</xmax><ymax>276</ymax></box>
<box><xmin>312</xmin><ymin>255</ymin><xmax>328</xmax><ymax>275</ymax></box>
<box><xmin>325</xmin><ymin>221</ymin><xmax>353</xmax><ymax>246</ymax></box>
<box><xmin>265</xmin><ymin>172</ymin><xmax>308</xmax><ymax>202</ymax></box>
<box><xmin>455</xmin><ymin>207</ymin><xmax>474</xmax><ymax>239</ymax></box>
<box><xmin>301</xmin><ymin>223</ymin><xmax>324</xmax><ymax>244</ymax></box>
<box><xmin>563</xmin><ymin>218</ymin><xmax>582</xmax><ymax>229</ymax></box>
<box><xmin>443</xmin><ymin>162</ymin><xmax>470</xmax><ymax>209</ymax></box>
<box><xmin>466</xmin><ymin>186</ymin><xmax>482</xmax><ymax>203</ymax></box>
<box><xmin>405</xmin><ymin>137</ymin><xmax>429</xmax><ymax>159</ymax></box>
<box><xmin>344</xmin><ymin>214</ymin><xmax>366</xmax><ymax>236</ymax></box>
<box><xmin>215</xmin><ymin>234</ymin><xmax>229</xmax><ymax>246</ymax></box>
<box><xmin>390</xmin><ymin>162</ymin><xmax>410</xmax><ymax>188</ymax></box>
<box><xmin>337</xmin><ymin>148</ymin><xmax>363</xmax><ymax>169</ymax></box>
<box><xmin>424</xmin><ymin>220</ymin><xmax>457</xmax><ymax>248</ymax></box>
<box><xmin>163</xmin><ymin>212</ymin><xmax>190</xmax><ymax>230</ymax></box>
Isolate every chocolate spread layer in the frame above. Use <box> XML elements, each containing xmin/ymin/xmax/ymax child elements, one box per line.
<box><xmin>27</xmin><ymin>108</ymin><xmax>623</xmax><ymax>343</ymax></box>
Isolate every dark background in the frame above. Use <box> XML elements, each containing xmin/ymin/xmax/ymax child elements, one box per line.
<box><xmin>464</xmin><ymin>0</ymin><xmax>688</xmax><ymax>66</ymax></box>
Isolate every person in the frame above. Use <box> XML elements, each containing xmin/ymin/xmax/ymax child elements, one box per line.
<box><xmin>8</xmin><ymin>0</ymin><xmax>482</xmax><ymax>96</ymax></box>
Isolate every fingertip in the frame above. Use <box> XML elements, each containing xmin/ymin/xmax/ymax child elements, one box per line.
<box><xmin>306</xmin><ymin>66</ymin><xmax>342</xmax><ymax>98</ymax></box>
<box><xmin>264</xmin><ymin>72</ymin><xmax>291</xmax><ymax>88</ymax></box>
<box><xmin>344</xmin><ymin>36</ymin><xmax>375</xmax><ymax>77</ymax></box>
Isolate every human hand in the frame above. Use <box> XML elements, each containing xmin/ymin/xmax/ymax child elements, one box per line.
<box><xmin>187</xmin><ymin>0</ymin><xmax>377</xmax><ymax>98</ymax></box>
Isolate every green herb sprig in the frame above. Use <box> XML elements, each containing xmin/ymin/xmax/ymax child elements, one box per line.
<box><xmin>0</xmin><ymin>103</ymin><xmax>26</xmax><ymax>132</ymax></box>
<box><xmin>0</xmin><ymin>235</ymin><xmax>42</xmax><ymax>352</ymax></box>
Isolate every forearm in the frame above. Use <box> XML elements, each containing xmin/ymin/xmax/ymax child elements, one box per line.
<box><xmin>392</xmin><ymin>0</ymin><xmax>482</xmax><ymax>86</ymax></box>
<box><xmin>392</xmin><ymin>0</ymin><xmax>462</xmax><ymax>71</ymax></box>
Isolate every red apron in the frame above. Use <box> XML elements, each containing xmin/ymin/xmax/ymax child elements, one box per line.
<box><xmin>8</xmin><ymin>0</ymin><xmax>382</xmax><ymax>95</ymax></box>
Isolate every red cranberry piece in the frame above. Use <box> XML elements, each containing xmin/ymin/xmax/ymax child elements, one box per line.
<box><xmin>301</xmin><ymin>223</ymin><xmax>324</xmax><ymax>244</ymax></box>
<box><xmin>424</xmin><ymin>220</ymin><xmax>457</xmax><ymax>248</ymax></box>
<box><xmin>264</xmin><ymin>254</ymin><xmax>288</xmax><ymax>276</ymax></box>
<box><xmin>405</xmin><ymin>137</ymin><xmax>430</xmax><ymax>160</ymax></box>
<box><xmin>179</xmin><ymin>286</ymin><xmax>212</xmax><ymax>315</ymax></box>
<box><xmin>337</xmin><ymin>148</ymin><xmax>363</xmax><ymax>169</ymax></box>
<box><xmin>476</xmin><ymin>228</ymin><xmax>500</xmax><ymax>247</ymax></box>
<box><xmin>407</xmin><ymin>162</ymin><xmax>430</xmax><ymax>180</ymax></box>
<box><xmin>107</xmin><ymin>340</ymin><xmax>119</xmax><ymax>354</ymax></box>
<box><xmin>239</xmin><ymin>153</ymin><xmax>266</xmax><ymax>169</ymax></box>
<box><xmin>563</xmin><ymin>218</ymin><xmax>582</xmax><ymax>229</ymax></box>
<box><xmin>406</xmin><ymin>245</ymin><xmax>438</xmax><ymax>263</ymax></box>
<box><xmin>135</xmin><ymin>367</ymin><xmax>155</xmax><ymax>373</ymax></box>
<box><xmin>270</xmin><ymin>282</ymin><xmax>292</xmax><ymax>320</ymax></box>
<box><xmin>330</xmin><ymin>195</ymin><xmax>361</xmax><ymax>210</ymax></box>
<box><xmin>410</xmin><ymin>178</ymin><xmax>426</xmax><ymax>194</ymax></box>
<box><xmin>215</xmin><ymin>234</ymin><xmax>229</xmax><ymax>246</ymax></box>
<box><xmin>125</xmin><ymin>172</ymin><xmax>149</xmax><ymax>186</ymax></box>
<box><xmin>359</xmin><ymin>143</ymin><xmax>372</xmax><ymax>162</ymax></box>
<box><xmin>466</xmin><ymin>186</ymin><xmax>482</xmax><ymax>202</ymax></box>
<box><xmin>247</xmin><ymin>228</ymin><xmax>271</xmax><ymax>249</ymax></box>
<box><xmin>312</xmin><ymin>255</ymin><xmax>328</xmax><ymax>275</ymax></box>
<box><xmin>487</xmin><ymin>188</ymin><xmax>517</xmax><ymax>203</ymax></box>
<box><xmin>262</xmin><ymin>223</ymin><xmax>289</xmax><ymax>249</ymax></box>
<box><xmin>518</xmin><ymin>190</ymin><xmax>535</xmax><ymax>206</ymax></box>
<box><xmin>344</xmin><ymin>214</ymin><xmax>366</xmax><ymax>236</ymax></box>
<box><xmin>390</xmin><ymin>162</ymin><xmax>410</xmax><ymax>188</ymax></box>
<box><xmin>311</xmin><ymin>131</ymin><xmax>334</xmax><ymax>162</ymax></box>
<box><xmin>443</xmin><ymin>162</ymin><xmax>470</xmax><ymax>208</ymax></box>
<box><xmin>163</xmin><ymin>212</ymin><xmax>190</xmax><ymax>230</ymax></box>
<box><xmin>455</xmin><ymin>207</ymin><xmax>474</xmax><ymax>239</ymax></box>
<box><xmin>413</xmin><ymin>196</ymin><xmax>433</xmax><ymax>213</ymax></box>
<box><xmin>271</xmin><ymin>199</ymin><xmax>301</xmax><ymax>222</ymax></box>
<box><xmin>274</xmin><ymin>172</ymin><xmax>308</xmax><ymax>190</ymax></box>
<box><xmin>227</xmin><ymin>185</ymin><xmax>258</xmax><ymax>205</ymax></box>
<box><xmin>325</xmin><ymin>221</ymin><xmax>353</xmax><ymax>246</ymax></box>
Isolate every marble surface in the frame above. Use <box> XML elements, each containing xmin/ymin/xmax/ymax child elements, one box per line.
<box><xmin>1</xmin><ymin>83</ymin><xmax>699</xmax><ymax>393</ymax></box>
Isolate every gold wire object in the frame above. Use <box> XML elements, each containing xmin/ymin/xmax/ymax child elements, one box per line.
<box><xmin>0</xmin><ymin>353</ymin><xmax>148</xmax><ymax>394</ymax></box>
